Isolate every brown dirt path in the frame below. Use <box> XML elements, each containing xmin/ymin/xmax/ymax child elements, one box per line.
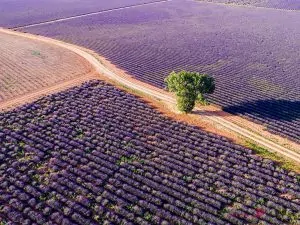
<box><xmin>1</xmin><ymin>28</ymin><xmax>299</xmax><ymax>167</ymax></box>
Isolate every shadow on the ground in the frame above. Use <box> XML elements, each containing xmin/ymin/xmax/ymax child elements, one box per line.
<box><xmin>192</xmin><ymin>108</ymin><xmax>230</xmax><ymax>117</ymax></box>
<box><xmin>222</xmin><ymin>99</ymin><xmax>300</xmax><ymax>122</ymax></box>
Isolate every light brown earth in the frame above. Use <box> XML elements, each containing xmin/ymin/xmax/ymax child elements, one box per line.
<box><xmin>0</xmin><ymin>28</ymin><xmax>299</xmax><ymax>172</ymax></box>
<box><xmin>0</xmin><ymin>31</ymin><xmax>92</xmax><ymax>103</ymax></box>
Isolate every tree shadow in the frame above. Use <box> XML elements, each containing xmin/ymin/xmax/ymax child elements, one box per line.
<box><xmin>192</xmin><ymin>108</ymin><xmax>230</xmax><ymax>117</ymax></box>
<box><xmin>222</xmin><ymin>99</ymin><xmax>300</xmax><ymax>122</ymax></box>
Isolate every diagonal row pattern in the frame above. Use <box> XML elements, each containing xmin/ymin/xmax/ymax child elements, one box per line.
<box><xmin>0</xmin><ymin>0</ymin><xmax>167</xmax><ymax>28</ymax></box>
<box><xmin>21</xmin><ymin>0</ymin><xmax>300</xmax><ymax>143</ymax></box>
<box><xmin>0</xmin><ymin>80</ymin><xmax>299</xmax><ymax>224</ymax></box>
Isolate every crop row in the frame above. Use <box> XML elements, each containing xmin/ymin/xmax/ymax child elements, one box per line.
<box><xmin>21</xmin><ymin>0</ymin><xmax>300</xmax><ymax>143</ymax></box>
<box><xmin>0</xmin><ymin>80</ymin><xmax>299</xmax><ymax>224</ymax></box>
<box><xmin>198</xmin><ymin>0</ymin><xmax>300</xmax><ymax>10</ymax></box>
<box><xmin>0</xmin><ymin>0</ymin><xmax>166</xmax><ymax>28</ymax></box>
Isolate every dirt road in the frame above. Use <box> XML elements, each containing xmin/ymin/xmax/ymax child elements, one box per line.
<box><xmin>1</xmin><ymin>28</ymin><xmax>299</xmax><ymax>164</ymax></box>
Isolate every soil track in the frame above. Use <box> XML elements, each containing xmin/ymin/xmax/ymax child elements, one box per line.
<box><xmin>0</xmin><ymin>28</ymin><xmax>299</xmax><ymax>165</ymax></box>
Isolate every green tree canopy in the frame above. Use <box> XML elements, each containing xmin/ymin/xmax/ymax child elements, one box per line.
<box><xmin>165</xmin><ymin>71</ymin><xmax>215</xmax><ymax>113</ymax></box>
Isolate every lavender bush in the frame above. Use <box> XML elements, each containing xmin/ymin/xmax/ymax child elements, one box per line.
<box><xmin>0</xmin><ymin>80</ymin><xmax>299</xmax><ymax>224</ymax></box>
<box><xmin>198</xmin><ymin>0</ymin><xmax>300</xmax><ymax>10</ymax></box>
<box><xmin>21</xmin><ymin>0</ymin><xmax>300</xmax><ymax>143</ymax></box>
<box><xmin>0</xmin><ymin>0</ymin><xmax>165</xmax><ymax>28</ymax></box>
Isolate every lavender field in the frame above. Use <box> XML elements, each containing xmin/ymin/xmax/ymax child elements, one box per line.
<box><xmin>21</xmin><ymin>0</ymin><xmax>300</xmax><ymax>143</ymax></box>
<box><xmin>1</xmin><ymin>80</ymin><xmax>299</xmax><ymax>224</ymax></box>
<box><xmin>199</xmin><ymin>0</ymin><xmax>300</xmax><ymax>10</ymax></box>
<box><xmin>0</xmin><ymin>0</ymin><xmax>164</xmax><ymax>28</ymax></box>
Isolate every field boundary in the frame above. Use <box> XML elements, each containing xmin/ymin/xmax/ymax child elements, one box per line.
<box><xmin>0</xmin><ymin>72</ymin><xmax>97</xmax><ymax>111</ymax></box>
<box><xmin>13</xmin><ymin>0</ymin><xmax>170</xmax><ymax>30</ymax></box>
<box><xmin>193</xmin><ymin>0</ymin><xmax>300</xmax><ymax>12</ymax></box>
<box><xmin>1</xmin><ymin>28</ymin><xmax>299</xmax><ymax>165</ymax></box>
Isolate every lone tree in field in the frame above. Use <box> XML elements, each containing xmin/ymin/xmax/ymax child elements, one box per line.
<box><xmin>165</xmin><ymin>71</ymin><xmax>215</xmax><ymax>113</ymax></box>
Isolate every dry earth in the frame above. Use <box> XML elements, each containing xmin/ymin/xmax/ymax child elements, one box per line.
<box><xmin>0</xmin><ymin>31</ymin><xmax>92</xmax><ymax>103</ymax></box>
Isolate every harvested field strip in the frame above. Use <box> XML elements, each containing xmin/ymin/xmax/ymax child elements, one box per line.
<box><xmin>0</xmin><ymin>72</ymin><xmax>97</xmax><ymax>111</ymax></box>
<box><xmin>3</xmin><ymin>0</ymin><xmax>170</xmax><ymax>29</ymax></box>
<box><xmin>0</xmin><ymin>31</ymin><xmax>91</xmax><ymax>103</ymax></box>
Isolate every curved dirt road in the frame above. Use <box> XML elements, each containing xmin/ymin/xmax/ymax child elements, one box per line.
<box><xmin>1</xmin><ymin>28</ymin><xmax>299</xmax><ymax>165</ymax></box>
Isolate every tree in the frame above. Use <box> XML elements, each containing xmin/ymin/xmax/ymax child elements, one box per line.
<box><xmin>165</xmin><ymin>71</ymin><xmax>215</xmax><ymax>113</ymax></box>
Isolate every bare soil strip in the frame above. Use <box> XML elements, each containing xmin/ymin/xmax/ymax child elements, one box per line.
<box><xmin>13</xmin><ymin>0</ymin><xmax>170</xmax><ymax>30</ymax></box>
<box><xmin>0</xmin><ymin>32</ymin><xmax>92</xmax><ymax>103</ymax></box>
<box><xmin>0</xmin><ymin>72</ymin><xmax>97</xmax><ymax>111</ymax></box>
<box><xmin>1</xmin><ymin>28</ymin><xmax>299</xmax><ymax>165</ymax></box>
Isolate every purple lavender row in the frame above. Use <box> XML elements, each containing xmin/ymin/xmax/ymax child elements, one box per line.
<box><xmin>198</xmin><ymin>0</ymin><xmax>300</xmax><ymax>10</ymax></box>
<box><xmin>0</xmin><ymin>80</ymin><xmax>299</xmax><ymax>224</ymax></box>
<box><xmin>0</xmin><ymin>0</ymin><xmax>165</xmax><ymax>28</ymax></box>
<box><xmin>21</xmin><ymin>0</ymin><xmax>300</xmax><ymax>143</ymax></box>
